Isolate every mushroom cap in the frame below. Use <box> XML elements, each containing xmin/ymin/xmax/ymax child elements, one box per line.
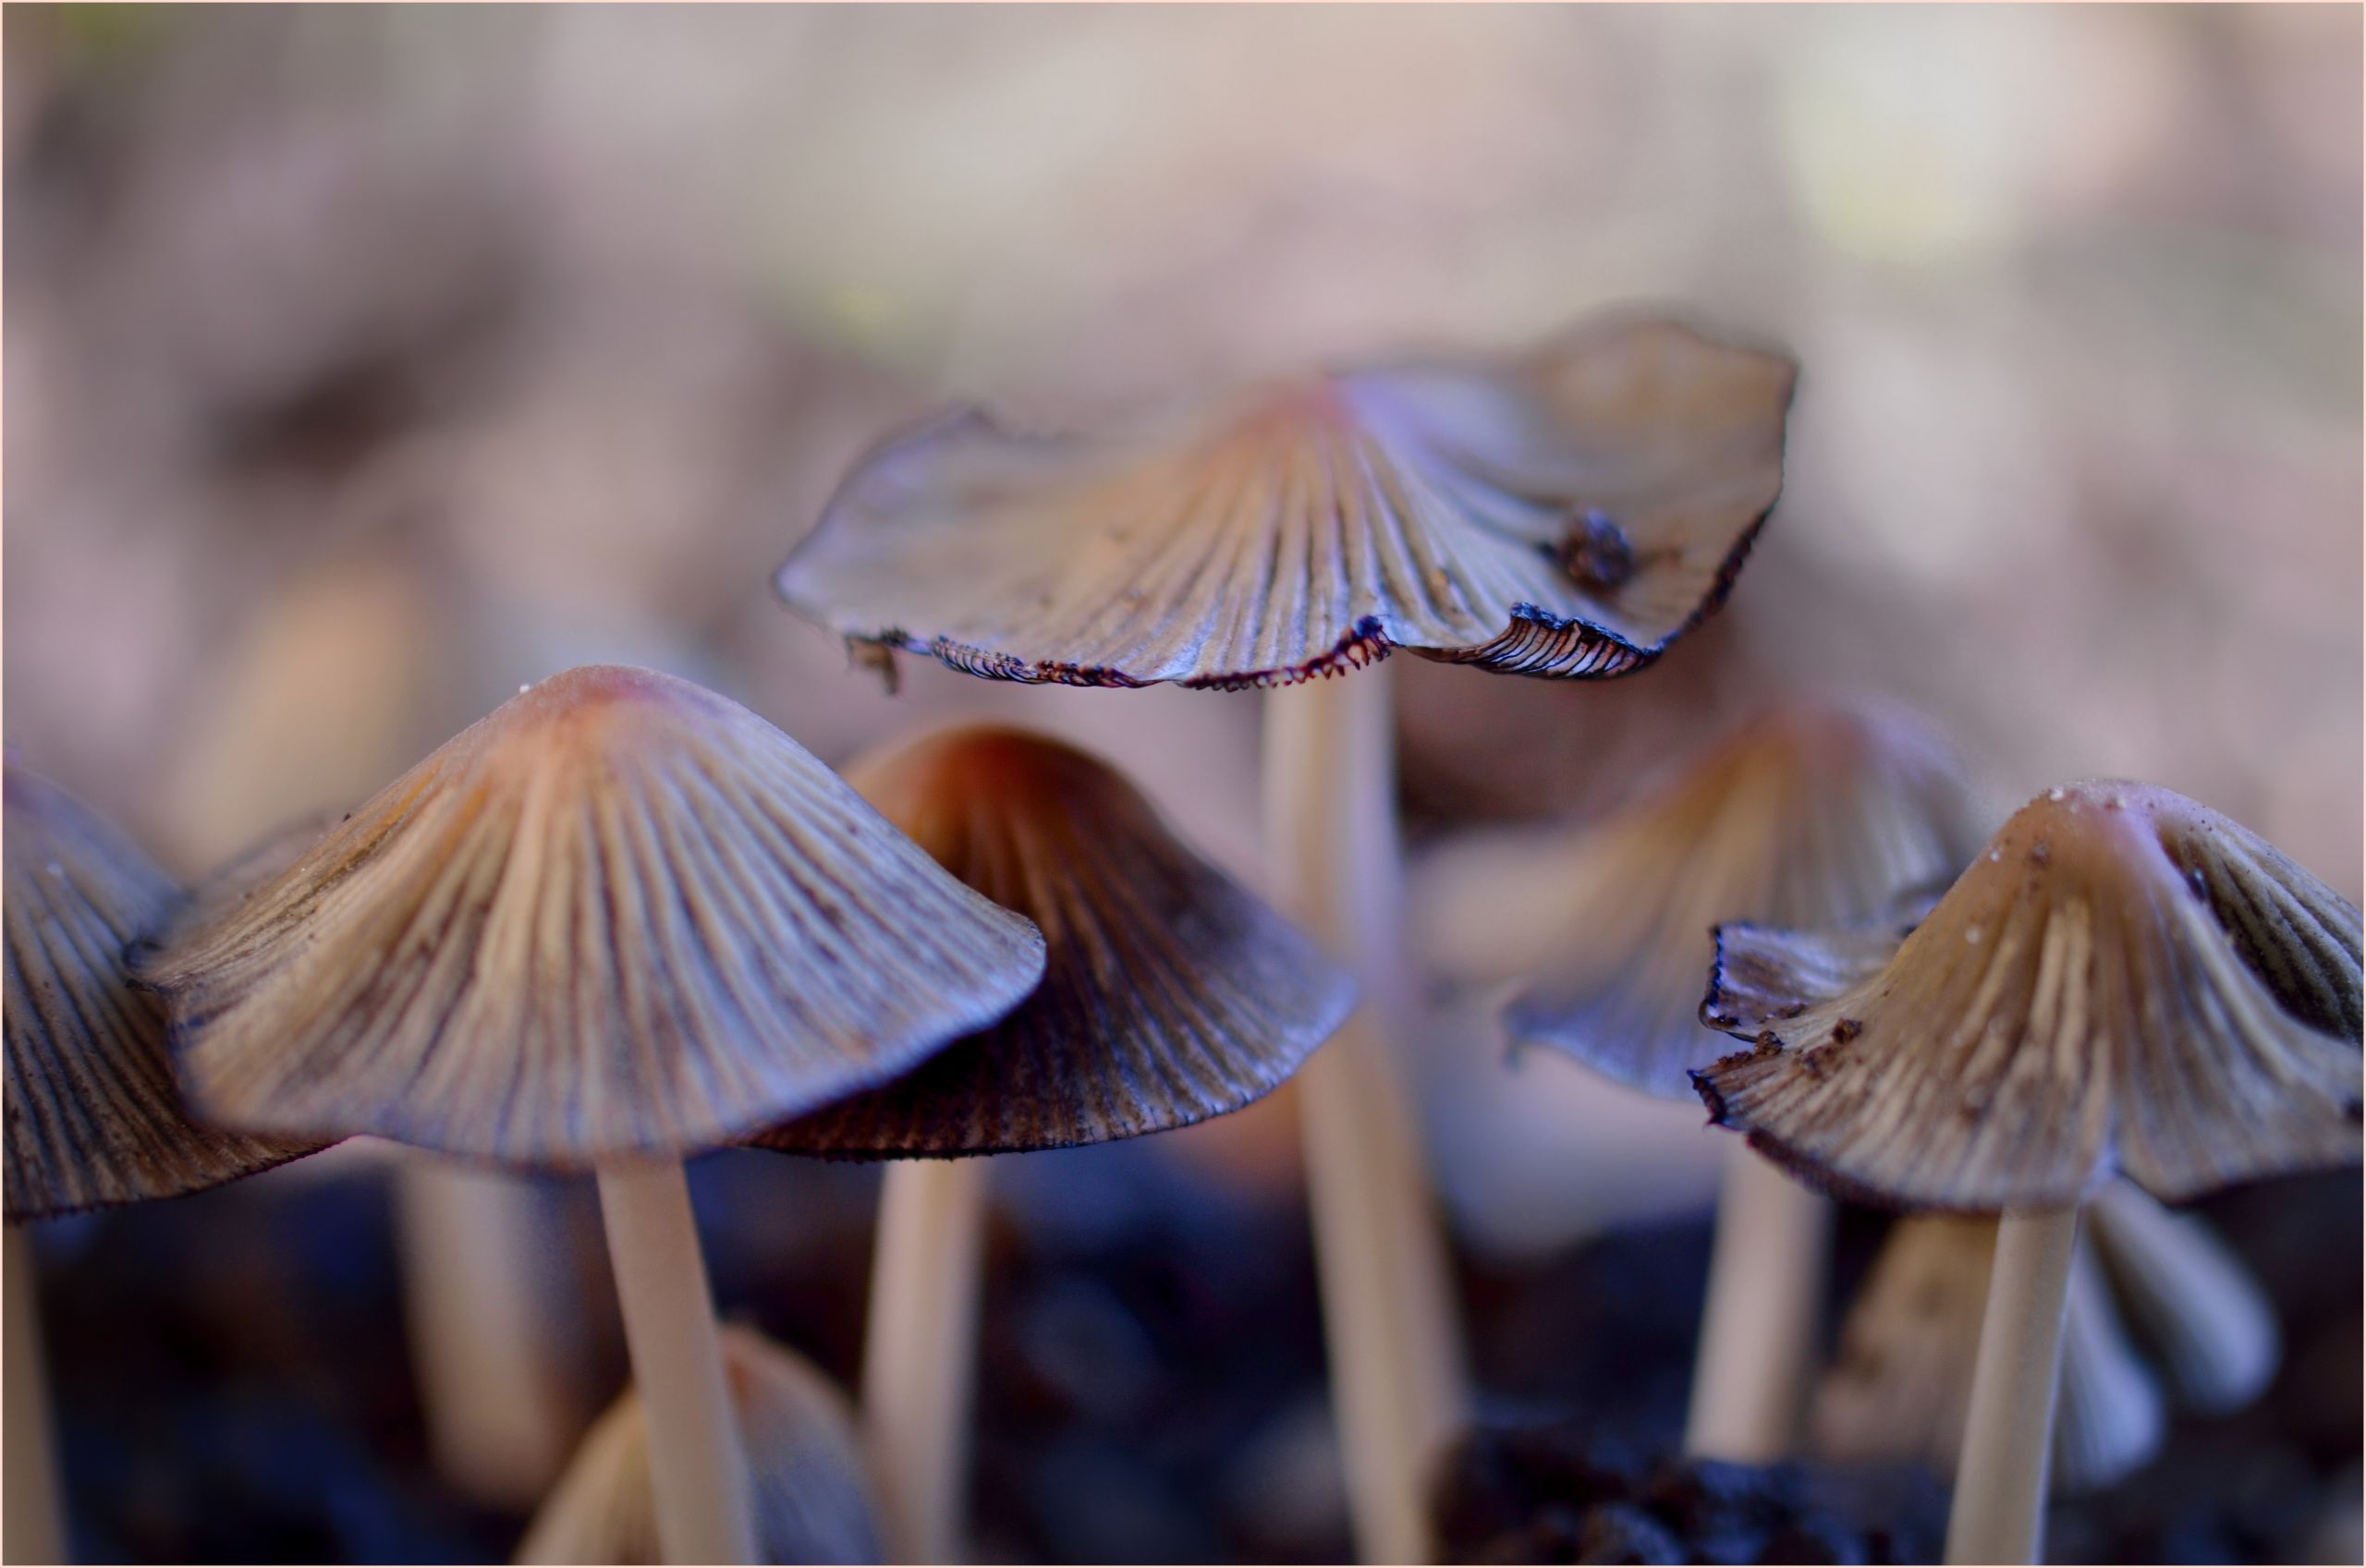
<box><xmin>5</xmin><ymin>765</ymin><xmax>320</xmax><ymax>1220</ymax></box>
<box><xmin>1495</xmin><ymin>699</ymin><xmax>1980</xmax><ymax>1100</ymax></box>
<box><xmin>142</xmin><ymin>666</ymin><xmax>1049</xmax><ymax>1167</ymax></box>
<box><xmin>514</xmin><ymin>1323</ymin><xmax>881</xmax><ymax>1565</ymax></box>
<box><xmin>750</xmin><ymin>725</ymin><xmax>1354</xmax><ymax>1157</ymax></box>
<box><xmin>776</xmin><ymin>311</ymin><xmax>1796</xmax><ymax>690</ymax></box>
<box><xmin>2085</xmin><ymin>1178</ymin><xmax>2280</xmax><ymax>1415</ymax></box>
<box><xmin>1695</xmin><ymin>781</ymin><xmax>2362</xmax><ymax>1209</ymax></box>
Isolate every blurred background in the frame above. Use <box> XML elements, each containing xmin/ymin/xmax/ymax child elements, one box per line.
<box><xmin>6</xmin><ymin>5</ymin><xmax>2359</xmax><ymax>1562</ymax></box>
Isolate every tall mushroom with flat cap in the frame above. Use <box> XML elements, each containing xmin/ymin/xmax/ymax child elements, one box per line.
<box><xmin>774</xmin><ymin>308</ymin><xmax>1796</xmax><ymax>1561</ymax></box>
<box><xmin>4</xmin><ymin>762</ymin><xmax>326</xmax><ymax>1562</ymax></box>
<box><xmin>745</xmin><ymin>724</ymin><xmax>1354</xmax><ymax>1562</ymax></box>
<box><xmin>143</xmin><ymin>666</ymin><xmax>1047</xmax><ymax>1564</ymax></box>
<box><xmin>1695</xmin><ymin>780</ymin><xmax>2361</xmax><ymax>1563</ymax></box>
<box><xmin>1417</xmin><ymin>698</ymin><xmax>1981</xmax><ymax>1463</ymax></box>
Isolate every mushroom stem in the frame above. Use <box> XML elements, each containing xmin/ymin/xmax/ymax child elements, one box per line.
<box><xmin>1945</xmin><ymin>1205</ymin><xmax>2079</xmax><ymax>1565</ymax></box>
<box><xmin>595</xmin><ymin>1161</ymin><xmax>755</xmax><ymax>1565</ymax></box>
<box><xmin>1263</xmin><ymin>662</ymin><xmax>1467</xmax><ymax>1564</ymax></box>
<box><xmin>1684</xmin><ymin>1145</ymin><xmax>1831</xmax><ymax>1461</ymax></box>
<box><xmin>860</xmin><ymin>1155</ymin><xmax>988</xmax><ymax>1565</ymax></box>
<box><xmin>4</xmin><ymin>1225</ymin><xmax>65</xmax><ymax>1565</ymax></box>
<box><xmin>396</xmin><ymin>1159</ymin><xmax>578</xmax><ymax>1509</ymax></box>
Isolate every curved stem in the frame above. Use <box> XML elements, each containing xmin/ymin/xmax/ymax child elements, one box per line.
<box><xmin>597</xmin><ymin>1161</ymin><xmax>755</xmax><ymax>1565</ymax></box>
<box><xmin>1684</xmin><ymin>1144</ymin><xmax>1832</xmax><ymax>1461</ymax></box>
<box><xmin>1264</xmin><ymin>662</ymin><xmax>1468</xmax><ymax>1564</ymax></box>
<box><xmin>860</xmin><ymin>1156</ymin><xmax>989</xmax><ymax>1565</ymax></box>
<box><xmin>4</xmin><ymin>1224</ymin><xmax>65</xmax><ymax>1565</ymax></box>
<box><xmin>1946</xmin><ymin>1205</ymin><xmax>2079</xmax><ymax>1565</ymax></box>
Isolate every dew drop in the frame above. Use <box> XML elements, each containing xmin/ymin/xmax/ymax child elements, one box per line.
<box><xmin>518</xmin><ymin>683</ymin><xmax>532</xmax><ymax>694</ymax></box>
<box><xmin>1965</xmin><ymin>925</ymin><xmax>1983</xmax><ymax>944</ymax></box>
<box><xmin>1988</xmin><ymin>850</ymin><xmax>2003</xmax><ymax>862</ymax></box>
<box><xmin>2046</xmin><ymin>787</ymin><xmax>2066</xmax><ymax>802</ymax></box>
<box><xmin>44</xmin><ymin>862</ymin><xmax>62</xmax><ymax>877</ymax></box>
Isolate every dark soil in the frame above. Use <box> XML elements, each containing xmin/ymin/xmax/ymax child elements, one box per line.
<box><xmin>28</xmin><ymin>1143</ymin><xmax>2360</xmax><ymax>1563</ymax></box>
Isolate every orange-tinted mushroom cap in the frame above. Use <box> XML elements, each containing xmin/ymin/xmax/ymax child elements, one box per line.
<box><xmin>143</xmin><ymin>667</ymin><xmax>1049</xmax><ymax>1167</ymax></box>
<box><xmin>776</xmin><ymin>311</ymin><xmax>1797</xmax><ymax>690</ymax></box>
<box><xmin>5</xmin><ymin>764</ymin><xmax>320</xmax><ymax>1220</ymax></box>
<box><xmin>751</xmin><ymin>726</ymin><xmax>1354</xmax><ymax>1157</ymax></box>
<box><xmin>1695</xmin><ymin>781</ymin><xmax>2362</xmax><ymax>1209</ymax></box>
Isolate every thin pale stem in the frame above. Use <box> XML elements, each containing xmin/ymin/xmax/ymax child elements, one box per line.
<box><xmin>1263</xmin><ymin>662</ymin><xmax>1468</xmax><ymax>1565</ymax></box>
<box><xmin>1946</xmin><ymin>1205</ymin><xmax>2079</xmax><ymax>1565</ymax></box>
<box><xmin>596</xmin><ymin>1160</ymin><xmax>755</xmax><ymax>1566</ymax></box>
<box><xmin>4</xmin><ymin>1224</ymin><xmax>65</xmax><ymax>1565</ymax></box>
<box><xmin>860</xmin><ymin>1156</ymin><xmax>989</xmax><ymax>1566</ymax></box>
<box><xmin>1684</xmin><ymin>1144</ymin><xmax>1833</xmax><ymax>1461</ymax></box>
<box><xmin>396</xmin><ymin>1159</ymin><xmax>578</xmax><ymax>1508</ymax></box>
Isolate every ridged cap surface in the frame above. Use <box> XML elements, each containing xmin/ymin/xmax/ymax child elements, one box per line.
<box><xmin>754</xmin><ymin>726</ymin><xmax>1353</xmax><ymax>1156</ymax></box>
<box><xmin>5</xmin><ymin>766</ymin><xmax>319</xmax><ymax>1220</ymax></box>
<box><xmin>1696</xmin><ymin>782</ymin><xmax>2362</xmax><ymax>1209</ymax></box>
<box><xmin>144</xmin><ymin>667</ymin><xmax>1049</xmax><ymax>1166</ymax></box>
<box><xmin>777</xmin><ymin>312</ymin><xmax>1796</xmax><ymax>690</ymax></box>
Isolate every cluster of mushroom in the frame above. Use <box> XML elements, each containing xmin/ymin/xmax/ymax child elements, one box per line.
<box><xmin>779</xmin><ymin>303</ymin><xmax>2360</xmax><ymax>1568</ymax></box>
<box><xmin>6</xmin><ymin>296</ymin><xmax>2356</xmax><ymax>1568</ymax></box>
<box><xmin>1417</xmin><ymin>699</ymin><xmax>2358</xmax><ymax>1562</ymax></box>
<box><xmin>6</xmin><ymin>679</ymin><xmax>1353</xmax><ymax>1564</ymax></box>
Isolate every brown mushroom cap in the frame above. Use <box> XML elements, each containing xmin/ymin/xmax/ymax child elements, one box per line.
<box><xmin>775</xmin><ymin>312</ymin><xmax>1796</xmax><ymax>690</ymax></box>
<box><xmin>1498</xmin><ymin>699</ymin><xmax>1980</xmax><ymax>1099</ymax></box>
<box><xmin>750</xmin><ymin>725</ymin><xmax>1354</xmax><ymax>1157</ymax></box>
<box><xmin>1694</xmin><ymin>781</ymin><xmax>2362</xmax><ymax>1209</ymax></box>
<box><xmin>515</xmin><ymin>1323</ymin><xmax>880</xmax><ymax>1565</ymax></box>
<box><xmin>5</xmin><ymin>765</ymin><xmax>320</xmax><ymax>1220</ymax></box>
<box><xmin>142</xmin><ymin>666</ymin><xmax>1049</xmax><ymax>1167</ymax></box>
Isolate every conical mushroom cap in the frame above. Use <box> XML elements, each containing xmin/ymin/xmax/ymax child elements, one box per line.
<box><xmin>143</xmin><ymin>667</ymin><xmax>1049</xmax><ymax>1166</ymax></box>
<box><xmin>1695</xmin><ymin>781</ymin><xmax>2362</xmax><ymax>1209</ymax></box>
<box><xmin>5</xmin><ymin>765</ymin><xmax>321</xmax><ymax>1220</ymax></box>
<box><xmin>751</xmin><ymin>726</ymin><xmax>1354</xmax><ymax>1156</ymax></box>
<box><xmin>1495</xmin><ymin>699</ymin><xmax>1980</xmax><ymax>1099</ymax></box>
<box><xmin>515</xmin><ymin>1324</ymin><xmax>881</xmax><ymax>1565</ymax></box>
<box><xmin>777</xmin><ymin>312</ymin><xmax>1796</xmax><ymax>690</ymax></box>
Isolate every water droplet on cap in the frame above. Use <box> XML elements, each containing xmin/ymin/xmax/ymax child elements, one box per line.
<box><xmin>1965</xmin><ymin>926</ymin><xmax>1983</xmax><ymax>944</ymax></box>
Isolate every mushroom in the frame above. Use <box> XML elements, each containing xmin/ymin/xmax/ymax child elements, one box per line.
<box><xmin>746</xmin><ymin>724</ymin><xmax>1354</xmax><ymax>1562</ymax></box>
<box><xmin>141</xmin><ymin>666</ymin><xmax>1048</xmax><ymax>1563</ymax></box>
<box><xmin>3</xmin><ymin>763</ymin><xmax>327</xmax><ymax>1562</ymax></box>
<box><xmin>1418</xmin><ymin>698</ymin><xmax>1981</xmax><ymax>1462</ymax></box>
<box><xmin>774</xmin><ymin>309</ymin><xmax>1797</xmax><ymax>1561</ymax></box>
<box><xmin>1812</xmin><ymin>1208</ymin><xmax>2170</xmax><ymax>1495</ymax></box>
<box><xmin>1694</xmin><ymin>780</ymin><xmax>2360</xmax><ymax>1562</ymax></box>
<box><xmin>517</xmin><ymin>1323</ymin><xmax>882</xmax><ymax>1566</ymax></box>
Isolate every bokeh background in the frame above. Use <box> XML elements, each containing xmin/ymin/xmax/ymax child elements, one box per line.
<box><xmin>6</xmin><ymin>5</ymin><xmax>2360</xmax><ymax>1562</ymax></box>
